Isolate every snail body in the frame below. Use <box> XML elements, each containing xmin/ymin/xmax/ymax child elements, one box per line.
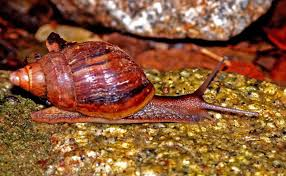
<box><xmin>10</xmin><ymin>33</ymin><xmax>258</xmax><ymax>123</ymax></box>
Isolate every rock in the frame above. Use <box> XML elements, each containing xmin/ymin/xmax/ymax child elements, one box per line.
<box><xmin>2</xmin><ymin>68</ymin><xmax>286</xmax><ymax>175</ymax></box>
<box><xmin>35</xmin><ymin>24</ymin><xmax>102</xmax><ymax>42</ymax></box>
<box><xmin>51</xmin><ymin>0</ymin><xmax>273</xmax><ymax>40</ymax></box>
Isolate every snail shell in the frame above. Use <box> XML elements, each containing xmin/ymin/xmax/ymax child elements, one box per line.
<box><xmin>10</xmin><ymin>33</ymin><xmax>259</xmax><ymax>124</ymax></box>
<box><xmin>10</xmin><ymin>41</ymin><xmax>155</xmax><ymax>120</ymax></box>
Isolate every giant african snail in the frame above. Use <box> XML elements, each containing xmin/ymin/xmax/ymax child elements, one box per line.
<box><xmin>9</xmin><ymin>32</ymin><xmax>258</xmax><ymax>123</ymax></box>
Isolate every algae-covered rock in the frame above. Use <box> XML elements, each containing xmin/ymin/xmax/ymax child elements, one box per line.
<box><xmin>0</xmin><ymin>69</ymin><xmax>286</xmax><ymax>175</ymax></box>
<box><xmin>0</xmin><ymin>71</ymin><xmax>61</xmax><ymax>175</ymax></box>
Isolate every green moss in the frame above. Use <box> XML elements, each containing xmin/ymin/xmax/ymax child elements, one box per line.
<box><xmin>0</xmin><ymin>71</ymin><xmax>60</xmax><ymax>175</ymax></box>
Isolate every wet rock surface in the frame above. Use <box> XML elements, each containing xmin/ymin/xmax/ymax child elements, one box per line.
<box><xmin>51</xmin><ymin>0</ymin><xmax>273</xmax><ymax>40</ymax></box>
<box><xmin>1</xmin><ymin>69</ymin><xmax>286</xmax><ymax>175</ymax></box>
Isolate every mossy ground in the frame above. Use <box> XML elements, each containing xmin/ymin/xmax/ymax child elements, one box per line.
<box><xmin>0</xmin><ymin>69</ymin><xmax>286</xmax><ymax>175</ymax></box>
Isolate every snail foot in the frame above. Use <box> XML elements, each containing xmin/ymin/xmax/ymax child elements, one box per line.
<box><xmin>31</xmin><ymin>107</ymin><xmax>212</xmax><ymax>124</ymax></box>
<box><xmin>31</xmin><ymin>106</ymin><xmax>109</xmax><ymax>124</ymax></box>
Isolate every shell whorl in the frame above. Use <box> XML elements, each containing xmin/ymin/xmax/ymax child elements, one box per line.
<box><xmin>64</xmin><ymin>41</ymin><xmax>155</xmax><ymax>119</ymax></box>
<box><xmin>11</xmin><ymin>41</ymin><xmax>155</xmax><ymax>120</ymax></box>
<box><xmin>10</xmin><ymin>62</ymin><xmax>46</xmax><ymax>97</ymax></box>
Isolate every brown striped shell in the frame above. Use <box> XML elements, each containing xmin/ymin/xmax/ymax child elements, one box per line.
<box><xmin>9</xmin><ymin>41</ymin><xmax>155</xmax><ymax>120</ymax></box>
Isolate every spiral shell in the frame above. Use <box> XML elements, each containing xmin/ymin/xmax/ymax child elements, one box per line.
<box><xmin>10</xmin><ymin>41</ymin><xmax>155</xmax><ymax>119</ymax></box>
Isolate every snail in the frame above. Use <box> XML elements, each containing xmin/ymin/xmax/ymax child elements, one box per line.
<box><xmin>9</xmin><ymin>32</ymin><xmax>258</xmax><ymax>124</ymax></box>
